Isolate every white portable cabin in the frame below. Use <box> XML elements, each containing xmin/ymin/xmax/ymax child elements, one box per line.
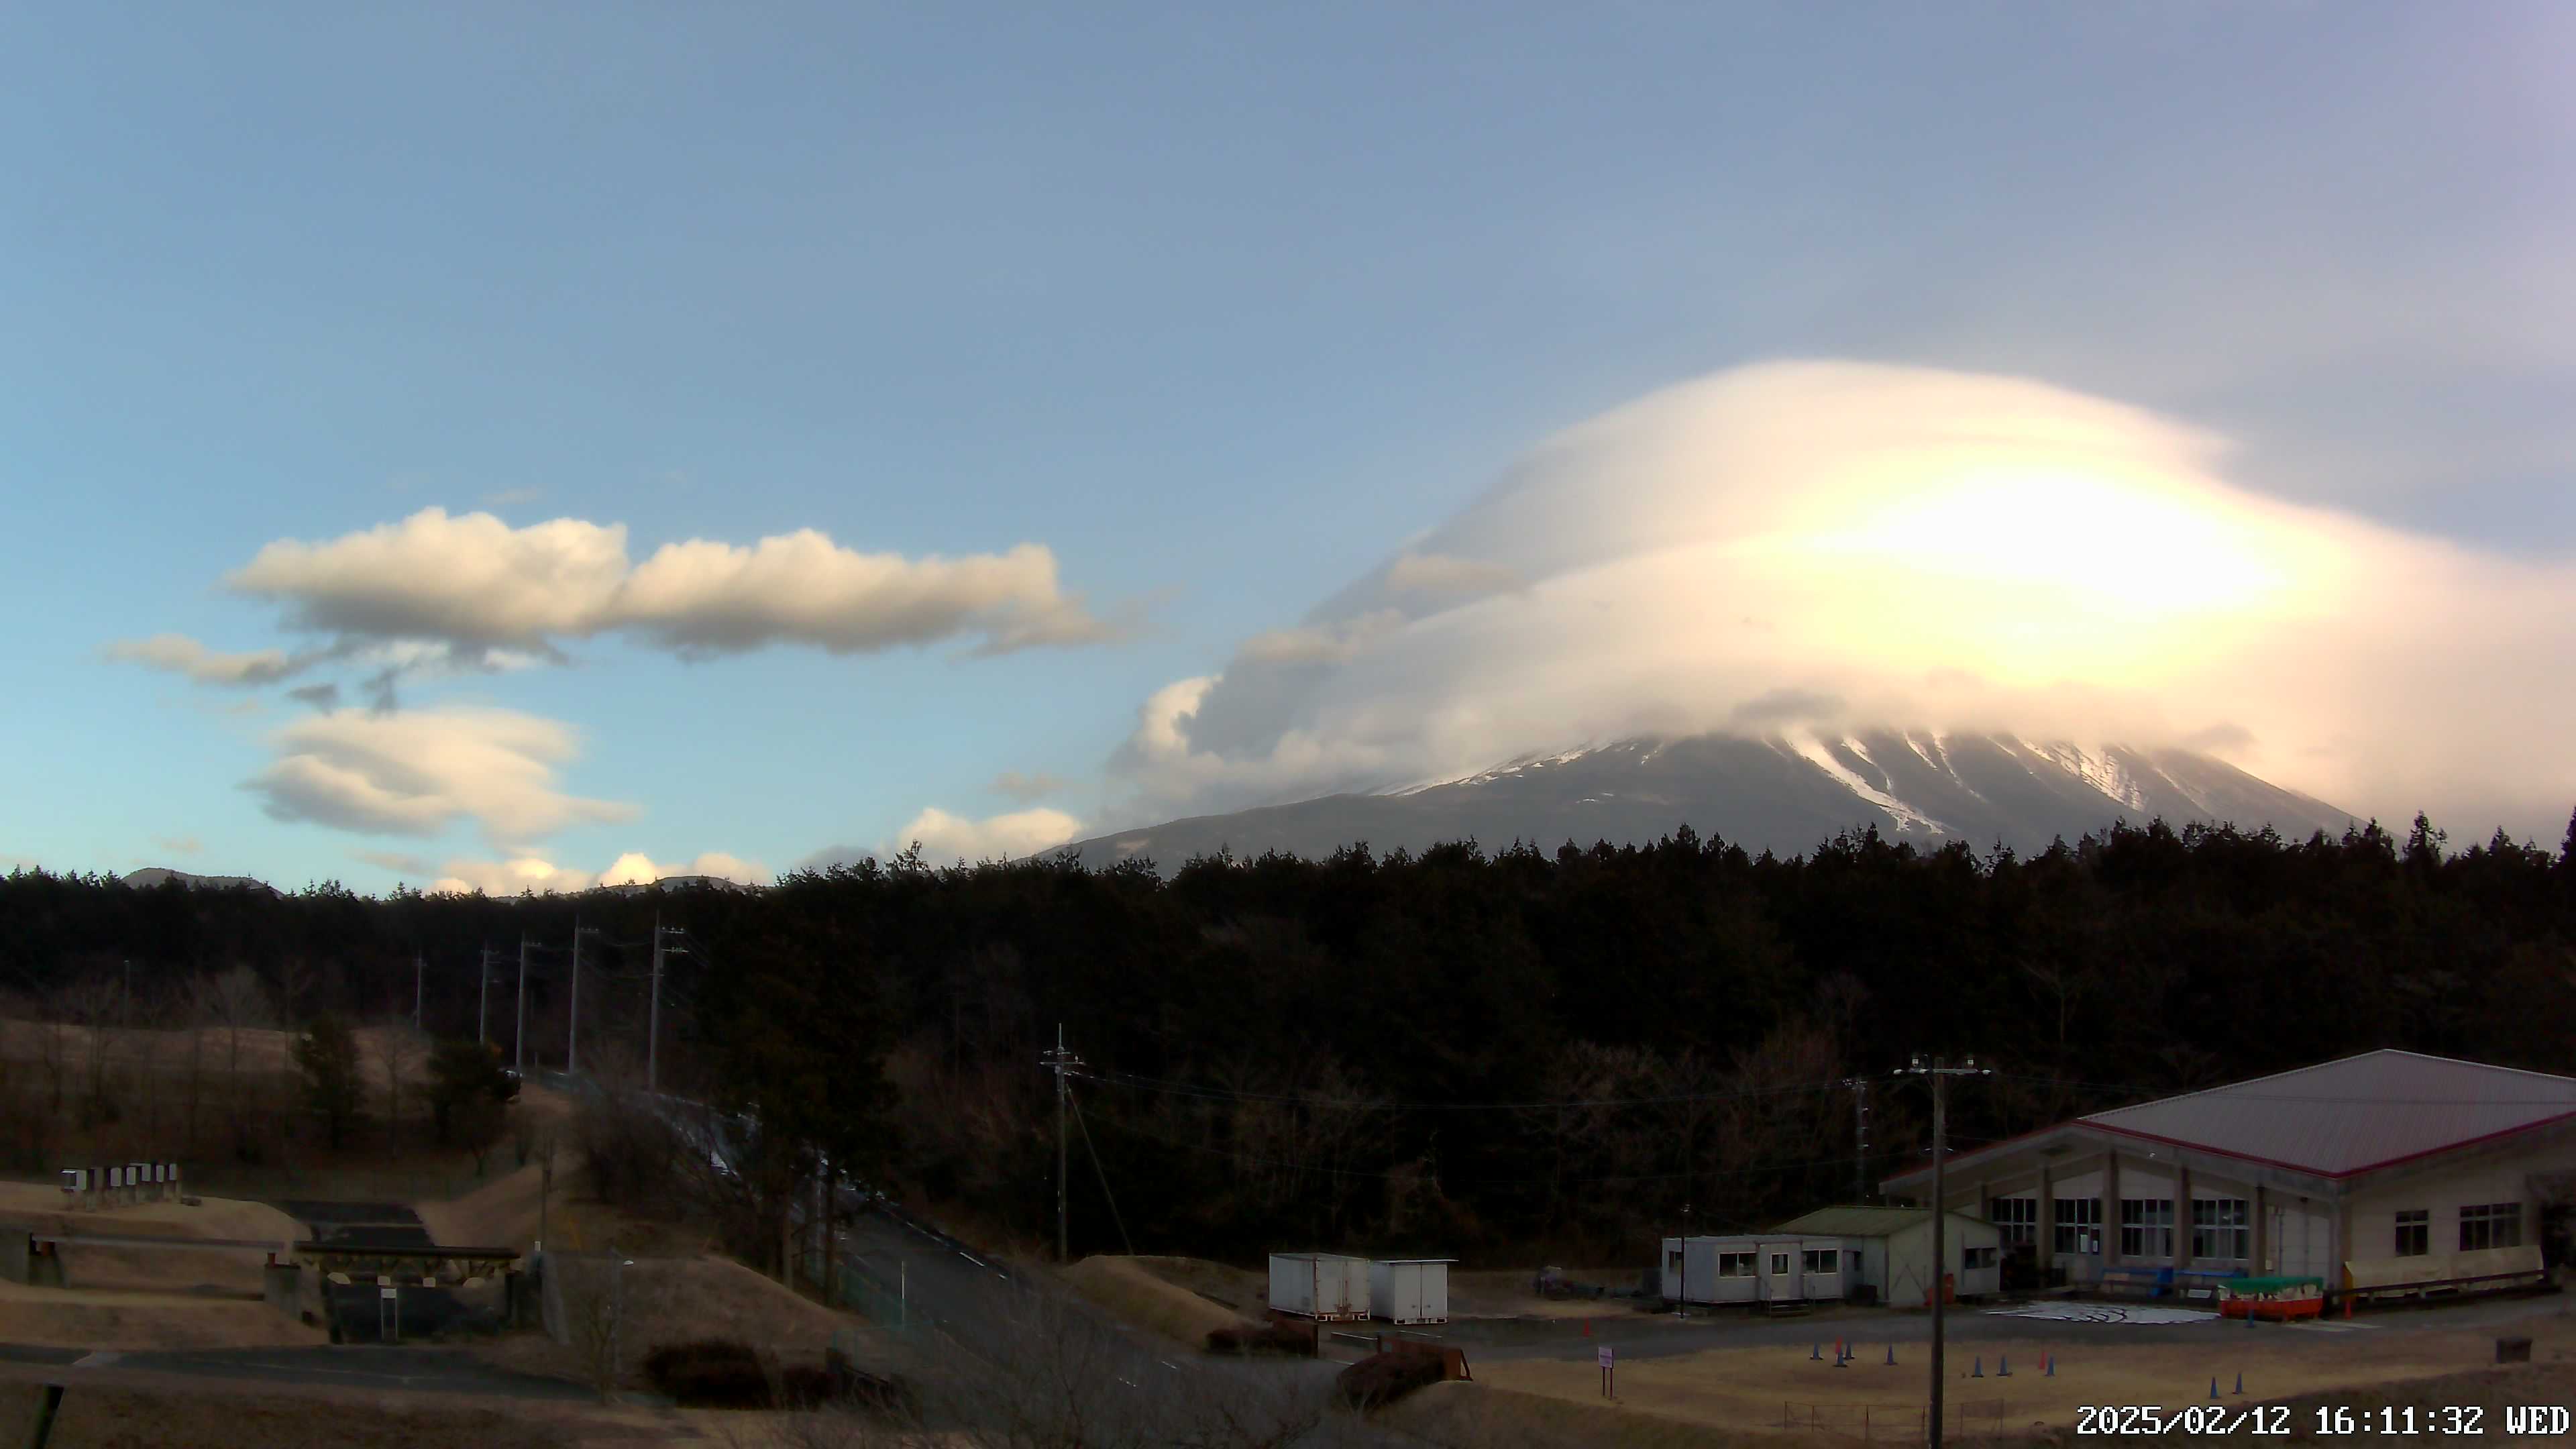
<box><xmin>1659</xmin><ymin>1235</ymin><xmax>1850</xmax><ymax>1305</ymax></box>
<box><xmin>1269</xmin><ymin>1253</ymin><xmax>1369</xmax><ymax>1321</ymax></box>
<box><xmin>1368</xmin><ymin>1258</ymin><xmax>1453</xmax><ymax>1325</ymax></box>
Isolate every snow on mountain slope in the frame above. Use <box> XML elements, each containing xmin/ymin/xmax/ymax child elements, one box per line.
<box><xmin>1060</xmin><ymin>730</ymin><xmax>2354</xmax><ymax>872</ymax></box>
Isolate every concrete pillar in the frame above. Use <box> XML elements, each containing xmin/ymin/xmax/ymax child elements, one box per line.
<box><xmin>263</xmin><ymin>1263</ymin><xmax>302</xmax><ymax>1318</ymax></box>
<box><xmin>2174</xmin><ymin>1164</ymin><xmax>2192</xmax><ymax>1268</ymax></box>
<box><xmin>2037</xmin><ymin>1162</ymin><xmax>2055</xmax><ymax>1280</ymax></box>
<box><xmin>2253</xmin><ymin>1185</ymin><xmax>2271</xmax><ymax>1273</ymax></box>
<box><xmin>2102</xmin><ymin>1154</ymin><xmax>2122</xmax><ymax>1271</ymax></box>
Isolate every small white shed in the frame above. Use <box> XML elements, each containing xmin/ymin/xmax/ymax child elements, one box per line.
<box><xmin>1368</xmin><ymin>1258</ymin><xmax>1453</xmax><ymax>1324</ymax></box>
<box><xmin>1269</xmin><ymin>1252</ymin><xmax>1369</xmax><ymax>1321</ymax></box>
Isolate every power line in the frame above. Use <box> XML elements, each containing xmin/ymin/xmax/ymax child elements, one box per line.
<box><xmin>1069</xmin><ymin>1065</ymin><xmax>1843</xmax><ymax>1114</ymax></box>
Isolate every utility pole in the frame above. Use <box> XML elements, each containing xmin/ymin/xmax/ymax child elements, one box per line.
<box><xmin>1040</xmin><ymin>1024</ymin><xmax>1084</xmax><ymax>1263</ymax></box>
<box><xmin>1900</xmin><ymin>1054</ymin><xmax>1990</xmax><ymax>1449</ymax></box>
<box><xmin>649</xmin><ymin>917</ymin><xmax>685</xmax><ymax>1095</ymax></box>
<box><xmin>414</xmin><ymin>951</ymin><xmax>424</xmax><ymax>1033</ymax></box>
<box><xmin>569</xmin><ymin>914</ymin><xmax>597</xmax><ymax>1077</ymax></box>
<box><xmin>515</xmin><ymin>936</ymin><xmax>529</xmax><ymax>1076</ymax></box>
<box><xmin>477</xmin><ymin>945</ymin><xmax>492</xmax><ymax>1046</ymax></box>
<box><xmin>1841</xmin><ymin>1076</ymin><xmax>1872</xmax><ymax>1204</ymax></box>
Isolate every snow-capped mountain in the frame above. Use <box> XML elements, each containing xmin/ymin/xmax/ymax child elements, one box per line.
<box><xmin>1060</xmin><ymin>731</ymin><xmax>2353</xmax><ymax>871</ymax></box>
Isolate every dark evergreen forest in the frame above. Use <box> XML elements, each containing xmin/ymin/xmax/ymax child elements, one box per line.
<box><xmin>6</xmin><ymin>810</ymin><xmax>2573</xmax><ymax>1263</ymax></box>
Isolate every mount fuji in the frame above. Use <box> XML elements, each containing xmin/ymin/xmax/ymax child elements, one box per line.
<box><xmin>1061</xmin><ymin>731</ymin><xmax>2354</xmax><ymax>871</ymax></box>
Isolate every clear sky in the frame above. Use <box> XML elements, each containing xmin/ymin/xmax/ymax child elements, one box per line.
<box><xmin>4</xmin><ymin>2</ymin><xmax>2570</xmax><ymax>892</ymax></box>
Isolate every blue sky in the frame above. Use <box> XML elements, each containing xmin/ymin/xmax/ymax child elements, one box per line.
<box><xmin>4</xmin><ymin>3</ymin><xmax>2570</xmax><ymax>890</ymax></box>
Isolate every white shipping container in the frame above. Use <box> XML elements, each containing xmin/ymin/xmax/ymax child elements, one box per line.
<box><xmin>1268</xmin><ymin>1253</ymin><xmax>1369</xmax><ymax>1321</ymax></box>
<box><xmin>1368</xmin><ymin>1258</ymin><xmax>1452</xmax><ymax>1324</ymax></box>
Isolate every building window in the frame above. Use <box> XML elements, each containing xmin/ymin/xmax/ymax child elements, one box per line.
<box><xmin>1770</xmin><ymin>1252</ymin><xmax>1790</xmax><ymax>1275</ymax></box>
<box><xmin>1719</xmin><ymin>1252</ymin><xmax>1755</xmax><ymax>1277</ymax></box>
<box><xmin>1990</xmin><ymin>1197</ymin><xmax>2037</xmax><ymax>1246</ymax></box>
<box><xmin>2459</xmin><ymin>1203</ymin><xmax>2521</xmax><ymax>1251</ymax></box>
<box><xmin>2394</xmin><ymin>1210</ymin><xmax>2428</xmax><ymax>1257</ymax></box>
<box><xmin>2191</xmin><ymin>1199</ymin><xmax>2251</xmax><ymax>1260</ymax></box>
<box><xmin>1960</xmin><ymin>1246</ymin><xmax>1996</xmax><ymax>1269</ymax></box>
<box><xmin>1668</xmin><ymin>1248</ymin><xmax>1684</xmax><ymax>1275</ymax></box>
<box><xmin>2053</xmin><ymin>1197</ymin><xmax>2102</xmax><ymax>1254</ymax></box>
<box><xmin>1803</xmin><ymin>1250</ymin><xmax>1837</xmax><ymax>1274</ymax></box>
<box><xmin>2121</xmin><ymin>1199</ymin><xmax>2176</xmax><ymax>1259</ymax></box>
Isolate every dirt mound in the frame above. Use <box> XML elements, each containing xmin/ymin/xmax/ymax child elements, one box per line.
<box><xmin>1128</xmin><ymin>1254</ymin><xmax>1267</xmax><ymax>1315</ymax></box>
<box><xmin>1061</xmin><ymin>1255</ymin><xmax>1254</xmax><ymax>1346</ymax></box>
<box><xmin>415</xmin><ymin>1163</ymin><xmax>545</xmax><ymax>1249</ymax></box>
<box><xmin>0</xmin><ymin>1183</ymin><xmax>304</xmax><ymax>1297</ymax></box>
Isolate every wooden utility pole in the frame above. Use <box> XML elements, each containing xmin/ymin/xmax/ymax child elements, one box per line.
<box><xmin>1841</xmin><ymin>1076</ymin><xmax>1872</xmax><ymax>1203</ymax></box>
<box><xmin>515</xmin><ymin>936</ymin><xmax>529</xmax><ymax>1075</ymax></box>
<box><xmin>1900</xmin><ymin>1055</ymin><xmax>1989</xmax><ymax>1449</ymax></box>
<box><xmin>477</xmin><ymin>945</ymin><xmax>492</xmax><ymax>1046</ymax></box>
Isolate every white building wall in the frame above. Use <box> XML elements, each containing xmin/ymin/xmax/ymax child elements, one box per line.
<box><xmin>2345</xmin><ymin>1139</ymin><xmax>2563</xmax><ymax>1275</ymax></box>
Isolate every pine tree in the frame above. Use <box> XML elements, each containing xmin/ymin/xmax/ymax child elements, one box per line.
<box><xmin>293</xmin><ymin>1013</ymin><xmax>363</xmax><ymax>1151</ymax></box>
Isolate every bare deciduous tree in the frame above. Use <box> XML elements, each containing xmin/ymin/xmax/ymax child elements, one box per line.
<box><xmin>203</xmin><ymin>965</ymin><xmax>275</xmax><ymax>1159</ymax></box>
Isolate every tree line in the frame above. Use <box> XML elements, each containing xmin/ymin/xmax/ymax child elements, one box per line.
<box><xmin>5</xmin><ymin>809</ymin><xmax>2574</xmax><ymax>1264</ymax></box>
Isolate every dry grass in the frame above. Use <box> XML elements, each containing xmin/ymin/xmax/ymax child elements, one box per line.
<box><xmin>1380</xmin><ymin>1380</ymin><xmax>1783</xmax><ymax>1448</ymax></box>
<box><xmin>0</xmin><ymin>1371</ymin><xmax>702</xmax><ymax>1449</ymax></box>
<box><xmin>1060</xmin><ymin>1255</ymin><xmax>1256</xmax><ymax>1346</ymax></box>
<box><xmin>482</xmin><ymin>1252</ymin><xmax>892</xmax><ymax>1393</ymax></box>
<box><xmin>1472</xmin><ymin>1312</ymin><xmax>2576</xmax><ymax>1437</ymax></box>
<box><xmin>416</xmin><ymin>1155</ymin><xmax>705</xmax><ymax>1258</ymax></box>
<box><xmin>0</xmin><ymin>1280</ymin><xmax>322</xmax><ymax>1350</ymax></box>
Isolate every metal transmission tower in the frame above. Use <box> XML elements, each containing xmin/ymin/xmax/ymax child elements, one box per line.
<box><xmin>648</xmin><ymin>916</ymin><xmax>686</xmax><ymax>1094</ymax></box>
<box><xmin>1899</xmin><ymin>1054</ymin><xmax>1990</xmax><ymax>1449</ymax></box>
<box><xmin>1040</xmin><ymin>1024</ymin><xmax>1085</xmax><ymax>1263</ymax></box>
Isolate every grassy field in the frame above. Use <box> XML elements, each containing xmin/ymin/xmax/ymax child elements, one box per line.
<box><xmin>1464</xmin><ymin>1309</ymin><xmax>2576</xmax><ymax>1440</ymax></box>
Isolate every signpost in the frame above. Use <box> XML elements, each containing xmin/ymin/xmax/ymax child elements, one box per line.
<box><xmin>1599</xmin><ymin>1344</ymin><xmax>1614</xmax><ymax>1399</ymax></box>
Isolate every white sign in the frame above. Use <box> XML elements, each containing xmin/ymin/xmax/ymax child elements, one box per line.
<box><xmin>380</xmin><ymin>1287</ymin><xmax>398</xmax><ymax>1299</ymax></box>
<box><xmin>1597</xmin><ymin>1346</ymin><xmax>1614</xmax><ymax>1368</ymax></box>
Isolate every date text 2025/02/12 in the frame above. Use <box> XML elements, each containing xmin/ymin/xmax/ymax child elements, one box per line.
<box><xmin>2075</xmin><ymin>1405</ymin><xmax>2575</xmax><ymax>1436</ymax></box>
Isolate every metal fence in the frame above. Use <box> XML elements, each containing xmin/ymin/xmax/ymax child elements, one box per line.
<box><xmin>800</xmin><ymin>1245</ymin><xmax>924</xmax><ymax>1342</ymax></box>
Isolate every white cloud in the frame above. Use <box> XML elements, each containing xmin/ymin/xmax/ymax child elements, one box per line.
<box><xmin>222</xmin><ymin>507</ymin><xmax>1111</xmax><ymax>661</ymax></box>
<box><xmin>152</xmin><ymin>834</ymin><xmax>203</xmax><ymax>857</ymax></box>
<box><xmin>423</xmin><ymin>849</ymin><xmax>767</xmax><ymax>896</ymax></box>
<box><xmin>990</xmin><ymin>770</ymin><xmax>1068</xmax><ymax>802</ymax></box>
<box><xmin>355</xmin><ymin>849</ymin><xmax>434</xmax><ymax>876</ymax></box>
<box><xmin>246</xmin><ymin>704</ymin><xmax>637</xmax><ymax>849</ymax></box>
<box><xmin>1385</xmin><ymin>552</ymin><xmax>1521</xmax><ymax>598</ymax></box>
<box><xmin>597</xmin><ymin>850</ymin><xmax>770</xmax><ymax>887</ymax></box>
<box><xmin>803</xmin><ymin>806</ymin><xmax>1085</xmax><ymax>869</ymax></box>
<box><xmin>1110</xmin><ymin>360</ymin><xmax>2576</xmax><ymax>841</ymax></box>
<box><xmin>106</xmin><ymin>633</ymin><xmax>310</xmax><ymax>686</ymax></box>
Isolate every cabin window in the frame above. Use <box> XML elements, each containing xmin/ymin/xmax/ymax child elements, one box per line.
<box><xmin>2459</xmin><ymin>1203</ymin><xmax>2520</xmax><ymax>1251</ymax></box>
<box><xmin>1770</xmin><ymin>1252</ymin><xmax>1790</xmax><ymax>1276</ymax></box>
<box><xmin>1959</xmin><ymin>1245</ymin><xmax>1996</xmax><ymax>1269</ymax></box>
<box><xmin>2053</xmin><ymin>1197</ymin><xmax>2102</xmax><ymax>1254</ymax></box>
<box><xmin>2190</xmin><ymin>1199</ymin><xmax>2250</xmax><ymax>1260</ymax></box>
<box><xmin>2394</xmin><ymin>1209</ymin><xmax>2428</xmax><ymax>1256</ymax></box>
<box><xmin>1719</xmin><ymin>1252</ymin><xmax>1755</xmax><ymax>1277</ymax></box>
<box><xmin>1989</xmin><ymin>1196</ymin><xmax>2037</xmax><ymax>1246</ymax></box>
<box><xmin>2120</xmin><ymin>1198</ymin><xmax>2175</xmax><ymax>1258</ymax></box>
<box><xmin>1803</xmin><ymin>1250</ymin><xmax>1837</xmax><ymax>1274</ymax></box>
